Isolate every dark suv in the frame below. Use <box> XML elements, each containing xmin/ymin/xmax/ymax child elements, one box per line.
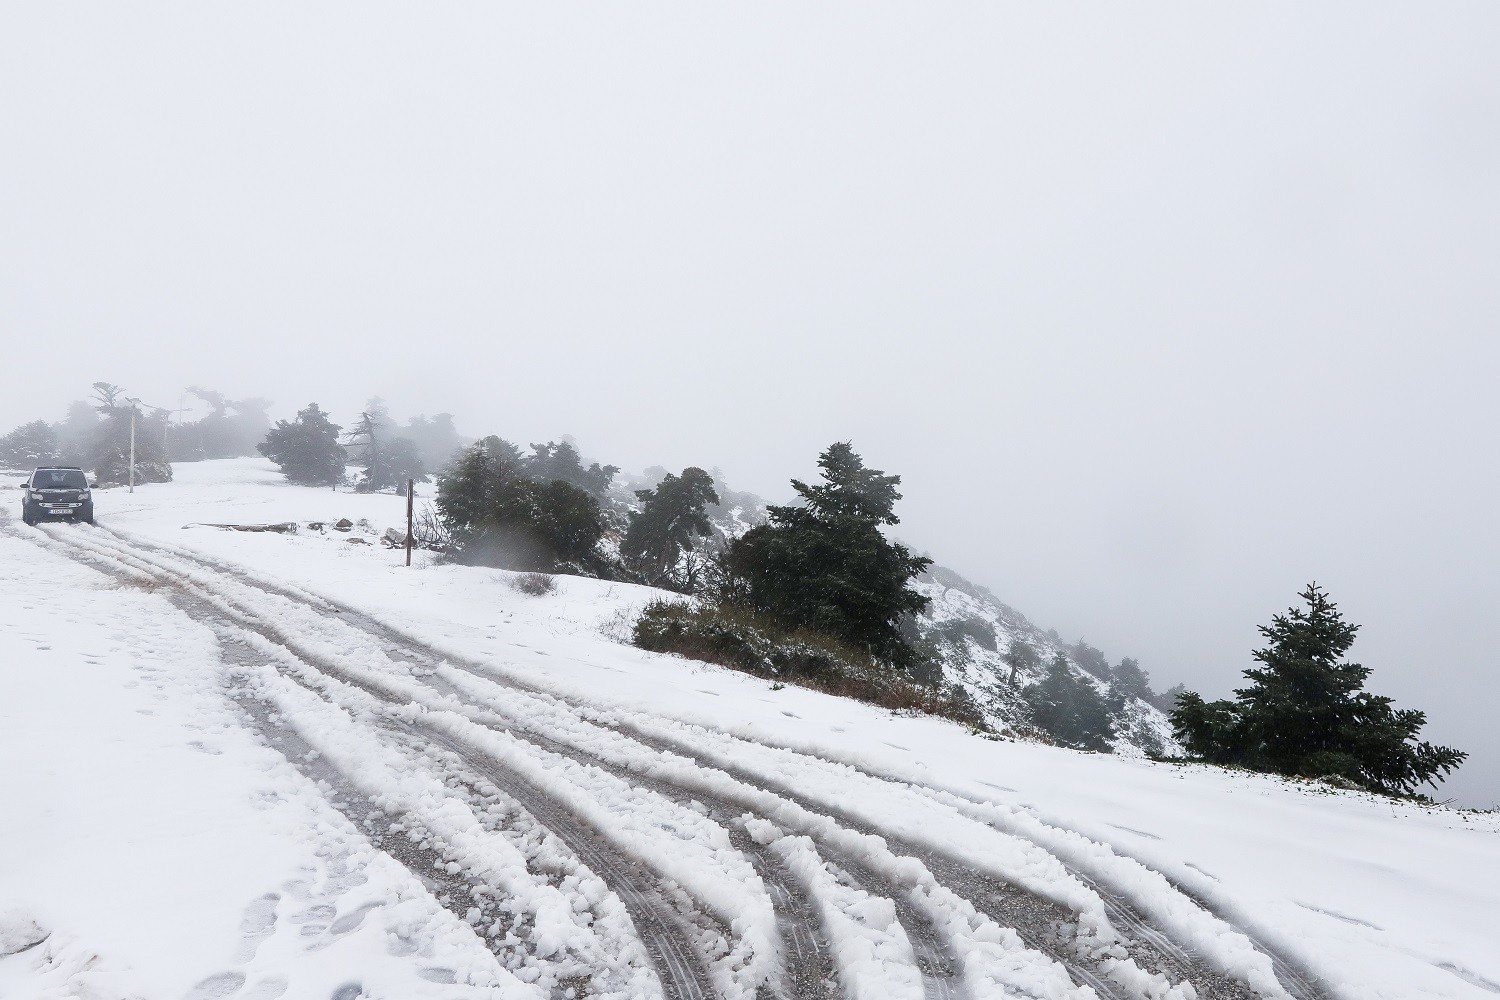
<box><xmin>20</xmin><ymin>467</ymin><xmax>95</xmax><ymax>525</ymax></box>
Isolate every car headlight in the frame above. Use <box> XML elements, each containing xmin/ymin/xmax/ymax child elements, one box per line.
<box><xmin>81</xmin><ymin>490</ymin><xmax>91</xmax><ymax>500</ymax></box>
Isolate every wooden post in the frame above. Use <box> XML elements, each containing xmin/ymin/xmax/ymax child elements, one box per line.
<box><xmin>405</xmin><ymin>478</ymin><xmax>414</xmax><ymax>566</ymax></box>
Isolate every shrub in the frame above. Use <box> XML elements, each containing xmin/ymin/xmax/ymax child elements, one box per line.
<box><xmin>633</xmin><ymin>600</ymin><xmax>986</xmax><ymax>729</ymax></box>
<box><xmin>511</xmin><ymin>572</ymin><xmax>556</xmax><ymax>596</ymax></box>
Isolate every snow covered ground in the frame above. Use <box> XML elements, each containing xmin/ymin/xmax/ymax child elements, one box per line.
<box><xmin>1</xmin><ymin>458</ymin><xmax>1496</xmax><ymax>1000</ymax></box>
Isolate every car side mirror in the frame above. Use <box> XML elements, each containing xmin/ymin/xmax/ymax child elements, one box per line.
<box><xmin>18</xmin><ymin>479</ymin><xmax>28</xmax><ymax>486</ymax></box>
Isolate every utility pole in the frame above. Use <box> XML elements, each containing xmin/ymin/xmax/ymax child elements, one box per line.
<box><xmin>405</xmin><ymin>478</ymin><xmax>415</xmax><ymax>567</ymax></box>
<box><xmin>126</xmin><ymin>398</ymin><xmax>140</xmax><ymax>493</ymax></box>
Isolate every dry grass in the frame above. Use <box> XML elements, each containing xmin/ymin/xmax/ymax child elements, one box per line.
<box><xmin>633</xmin><ymin>600</ymin><xmax>987</xmax><ymax>729</ymax></box>
<box><xmin>511</xmin><ymin>572</ymin><xmax>557</xmax><ymax>596</ymax></box>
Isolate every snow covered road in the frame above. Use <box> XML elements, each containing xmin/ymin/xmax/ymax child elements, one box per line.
<box><xmin>2</xmin><ymin>461</ymin><xmax>1497</xmax><ymax>1000</ymax></box>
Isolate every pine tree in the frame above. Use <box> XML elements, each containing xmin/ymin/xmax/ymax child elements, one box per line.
<box><xmin>724</xmin><ymin>442</ymin><xmax>932</xmax><ymax>669</ymax></box>
<box><xmin>1170</xmin><ymin>583</ymin><xmax>1466</xmax><ymax>795</ymax></box>
<box><xmin>436</xmin><ymin>437</ymin><xmax>605</xmax><ymax>571</ymax></box>
<box><xmin>621</xmin><ymin>467</ymin><xmax>720</xmax><ymax>590</ymax></box>
<box><xmin>1111</xmin><ymin>657</ymin><xmax>1153</xmax><ymax>702</ymax></box>
<box><xmin>525</xmin><ymin>440</ymin><xmax>618</xmax><ymax>498</ymax></box>
<box><xmin>0</xmin><ymin>421</ymin><xmax>59</xmax><ymax>469</ymax></box>
<box><xmin>358</xmin><ymin>436</ymin><xmax>427</xmax><ymax>493</ymax></box>
<box><xmin>89</xmin><ymin>405</ymin><xmax>172</xmax><ymax>485</ymax></box>
<box><xmin>257</xmin><ymin>404</ymin><xmax>346</xmax><ymax>487</ymax></box>
<box><xmin>1025</xmin><ymin>654</ymin><xmax>1116</xmax><ymax>752</ymax></box>
<box><xmin>1002</xmin><ymin>638</ymin><xmax>1041</xmax><ymax>686</ymax></box>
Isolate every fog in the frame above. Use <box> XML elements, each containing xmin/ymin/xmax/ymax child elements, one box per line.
<box><xmin>3</xmin><ymin>5</ymin><xmax>1496</xmax><ymax>807</ymax></box>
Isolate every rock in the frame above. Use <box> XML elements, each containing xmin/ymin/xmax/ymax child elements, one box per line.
<box><xmin>307</xmin><ymin>521</ymin><xmax>325</xmax><ymax>531</ymax></box>
<box><xmin>333</xmin><ymin>518</ymin><xmax>354</xmax><ymax>532</ymax></box>
<box><xmin>381</xmin><ymin>528</ymin><xmax>407</xmax><ymax>548</ymax></box>
<box><xmin>201</xmin><ymin>522</ymin><xmax>299</xmax><ymax>534</ymax></box>
<box><xmin>345</xmin><ymin>536</ymin><xmax>368</xmax><ymax>545</ymax></box>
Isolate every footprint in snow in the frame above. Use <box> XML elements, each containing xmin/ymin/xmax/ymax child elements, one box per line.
<box><xmin>232</xmin><ymin>893</ymin><xmax>280</xmax><ymax>963</ymax></box>
<box><xmin>418</xmin><ymin>967</ymin><xmax>457</xmax><ymax>984</ymax></box>
<box><xmin>183</xmin><ymin>971</ymin><xmax>246</xmax><ymax>1000</ymax></box>
<box><xmin>243</xmin><ymin>977</ymin><xmax>288</xmax><ymax>1000</ymax></box>
<box><xmin>330</xmin><ymin>902</ymin><xmax>382</xmax><ymax>935</ymax></box>
<box><xmin>291</xmin><ymin>904</ymin><xmax>336</xmax><ymax>926</ymax></box>
<box><xmin>329</xmin><ymin>982</ymin><xmax>364</xmax><ymax>1000</ymax></box>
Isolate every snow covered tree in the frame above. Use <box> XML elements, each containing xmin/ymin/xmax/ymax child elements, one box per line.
<box><xmin>621</xmin><ymin>466</ymin><xmax>720</xmax><ymax>590</ymax></box>
<box><xmin>1025</xmin><ymin>654</ymin><xmax>1116</xmax><ymax>752</ymax></box>
<box><xmin>257</xmin><ymin>404</ymin><xmax>346</xmax><ymax>487</ymax></box>
<box><xmin>1170</xmin><ymin>583</ymin><xmax>1466</xmax><ymax>796</ymax></box>
<box><xmin>0</xmin><ymin>421</ymin><xmax>59</xmax><ymax>469</ymax></box>
<box><xmin>723</xmin><ymin>442</ymin><xmax>932</xmax><ymax>670</ymax></box>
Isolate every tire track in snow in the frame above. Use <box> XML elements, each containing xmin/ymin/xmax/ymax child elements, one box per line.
<box><xmin>52</xmin><ymin>524</ymin><xmax>1142</xmax><ymax>999</ymax></box>
<box><xmin>23</xmin><ymin>524</ymin><xmax>719</xmax><ymax>1000</ymax></box>
<box><xmin>47</xmin><ymin>523</ymin><xmax>1314</xmax><ymax>1000</ymax></box>
<box><xmin>60</xmin><ymin>526</ymin><xmax>979</xmax><ymax>1000</ymax></box>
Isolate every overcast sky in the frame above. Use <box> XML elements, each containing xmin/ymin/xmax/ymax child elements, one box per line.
<box><xmin>3</xmin><ymin>5</ymin><xmax>1497</xmax><ymax>807</ymax></box>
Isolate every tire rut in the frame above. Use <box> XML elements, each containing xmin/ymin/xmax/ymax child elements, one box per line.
<box><xmin>27</xmin><ymin>525</ymin><xmax>719</xmax><ymax>1000</ymax></box>
<box><xmin>42</xmin><ymin>523</ymin><xmax>1320</xmax><ymax>1000</ymax></box>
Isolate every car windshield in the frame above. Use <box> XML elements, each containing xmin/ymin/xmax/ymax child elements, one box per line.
<box><xmin>32</xmin><ymin>469</ymin><xmax>87</xmax><ymax>489</ymax></box>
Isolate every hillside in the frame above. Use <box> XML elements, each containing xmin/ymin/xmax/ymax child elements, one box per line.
<box><xmin>687</xmin><ymin>481</ymin><xmax>1181</xmax><ymax>756</ymax></box>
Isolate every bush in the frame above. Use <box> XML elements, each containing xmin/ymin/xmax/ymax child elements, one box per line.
<box><xmin>511</xmin><ymin>572</ymin><xmax>556</xmax><ymax>596</ymax></box>
<box><xmin>633</xmin><ymin>600</ymin><xmax>986</xmax><ymax>729</ymax></box>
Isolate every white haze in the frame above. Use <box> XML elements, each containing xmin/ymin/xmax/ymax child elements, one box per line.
<box><xmin>2</xmin><ymin>5</ymin><xmax>1496</xmax><ymax>807</ymax></box>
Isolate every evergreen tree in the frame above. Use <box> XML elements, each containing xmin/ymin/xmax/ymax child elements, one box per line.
<box><xmin>403</xmin><ymin>413</ymin><xmax>464</xmax><ymax>473</ymax></box>
<box><xmin>1111</xmin><ymin>657</ymin><xmax>1153</xmax><ymax>702</ymax></box>
<box><xmin>1151</xmin><ymin>682</ymin><xmax>1189</xmax><ymax>714</ymax></box>
<box><xmin>724</xmin><ymin>442</ymin><xmax>932</xmax><ymax>669</ymax></box>
<box><xmin>53</xmin><ymin>401</ymin><xmax>101</xmax><ymax>466</ymax></box>
<box><xmin>0</xmin><ymin>421</ymin><xmax>59</xmax><ymax>469</ymax></box>
<box><xmin>86</xmin><ymin>391</ymin><xmax>172</xmax><ymax>486</ymax></box>
<box><xmin>525</xmin><ymin>440</ymin><xmax>618</xmax><ymax>499</ymax></box>
<box><xmin>1170</xmin><ymin>583</ymin><xmax>1466</xmax><ymax>796</ymax></box>
<box><xmin>1025</xmin><ymin>654</ymin><xmax>1116</xmax><ymax>752</ymax></box>
<box><xmin>176</xmin><ymin>388</ymin><xmax>273</xmax><ymax>461</ymax></box>
<box><xmin>1070</xmin><ymin>640</ymin><xmax>1112</xmax><ymax>679</ymax></box>
<box><xmin>358</xmin><ymin>436</ymin><xmax>427</xmax><ymax>493</ymax></box>
<box><xmin>1002</xmin><ymin>637</ymin><xmax>1041</xmax><ymax>686</ymax></box>
<box><xmin>436</xmin><ymin>437</ymin><xmax>605</xmax><ymax>571</ymax></box>
<box><xmin>621</xmin><ymin>467</ymin><xmax>720</xmax><ymax>590</ymax></box>
<box><xmin>257</xmin><ymin>404</ymin><xmax>346</xmax><ymax>487</ymax></box>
